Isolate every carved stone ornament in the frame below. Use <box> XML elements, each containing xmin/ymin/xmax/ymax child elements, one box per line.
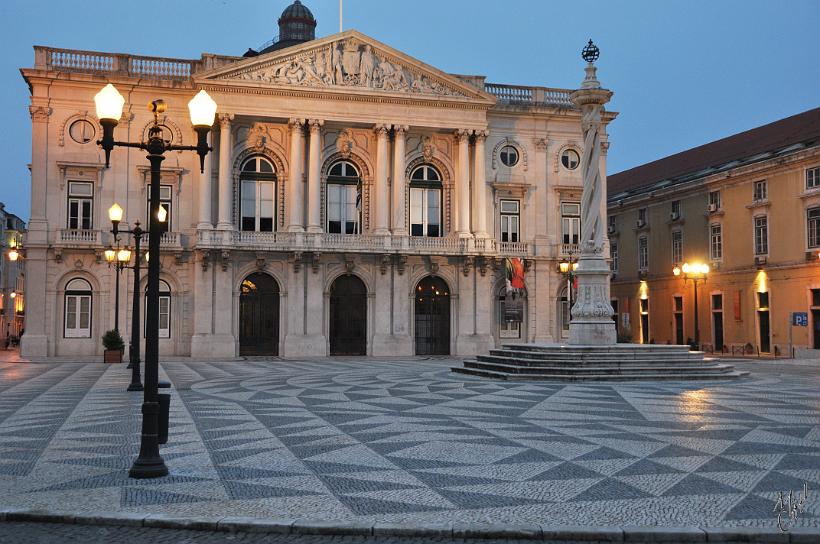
<box><xmin>462</xmin><ymin>256</ymin><xmax>474</xmax><ymax>277</ymax></box>
<box><xmin>291</xmin><ymin>252</ymin><xmax>302</xmax><ymax>273</ymax></box>
<box><xmin>311</xmin><ymin>252</ymin><xmax>321</xmax><ymax>274</ymax></box>
<box><xmin>336</xmin><ymin>129</ymin><xmax>355</xmax><ymax>158</ymax></box>
<box><xmin>200</xmin><ymin>250</ymin><xmax>210</xmax><ymax>271</ymax></box>
<box><xmin>255</xmin><ymin>254</ymin><xmax>266</xmax><ymax>270</ymax></box>
<box><xmin>477</xmin><ymin>256</ymin><xmax>488</xmax><ymax>276</ymax></box>
<box><xmin>427</xmin><ymin>260</ymin><xmax>440</xmax><ymax>275</ymax></box>
<box><xmin>229</xmin><ymin>38</ymin><xmax>464</xmax><ymax>97</ymax></box>
<box><xmin>380</xmin><ymin>254</ymin><xmax>391</xmax><ymax>275</ymax></box>
<box><xmin>29</xmin><ymin>105</ymin><xmax>52</xmax><ymax>122</ymax></box>
<box><xmin>421</xmin><ymin>136</ymin><xmax>436</xmax><ymax>162</ymax></box>
<box><xmin>220</xmin><ymin>250</ymin><xmax>230</xmax><ymax>271</ymax></box>
<box><xmin>54</xmin><ymin>248</ymin><xmax>63</xmax><ymax>263</ymax></box>
<box><xmin>344</xmin><ymin>258</ymin><xmax>355</xmax><ymax>275</ymax></box>
<box><xmin>74</xmin><ymin>259</ymin><xmax>84</xmax><ymax>269</ymax></box>
<box><xmin>396</xmin><ymin>255</ymin><xmax>407</xmax><ymax>276</ymax></box>
<box><xmin>250</xmin><ymin>124</ymin><xmax>270</xmax><ymax>150</ymax></box>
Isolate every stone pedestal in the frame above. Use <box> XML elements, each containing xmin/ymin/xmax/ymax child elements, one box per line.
<box><xmin>568</xmin><ymin>251</ymin><xmax>616</xmax><ymax>345</ymax></box>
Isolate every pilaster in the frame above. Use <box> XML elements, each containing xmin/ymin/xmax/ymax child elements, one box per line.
<box><xmin>287</xmin><ymin>118</ymin><xmax>305</xmax><ymax>232</ymax></box>
<box><xmin>307</xmin><ymin>119</ymin><xmax>324</xmax><ymax>233</ymax></box>
<box><xmin>216</xmin><ymin>113</ymin><xmax>234</xmax><ymax>231</ymax></box>
<box><xmin>455</xmin><ymin>129</ymin><xmax>472</xmax><ymax>238</ymax></box>
<box><xmin>472</xmin><ymin>129</ymin><xmax>489</xmax><ymax>238</ymax></box>
<box><xmin>373</xmin><ymin>124</ymin><xmax>390</xmax><ymax>235</ymax></box>
<box><xmin>391</xmin><ymin>125</ymin><xmax>408</xmax><ymax>235</ymax></box>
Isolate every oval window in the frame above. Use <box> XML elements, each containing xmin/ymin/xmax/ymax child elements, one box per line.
<box><xmin>69</xmin><ymin>119</ymin><xmax>96</xmax><ymax>144</ymax></box>
<box><xmin>500</xmin><ymin>145</ymin><xmax>519</xmax><ymax>167</ymax></box>
<box><xmin>561</xmin><ymin>149</ymin><xmax>580</xmax><ymax>170</ymax></box>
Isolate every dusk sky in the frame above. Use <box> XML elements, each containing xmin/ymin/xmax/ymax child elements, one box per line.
<box><xmin>1</xmin><ymin>0</ymin><xmax>818</xmax><ymax>221</ymax></box>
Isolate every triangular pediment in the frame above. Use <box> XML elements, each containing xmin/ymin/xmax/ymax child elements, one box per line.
<box><xmin>197</xmin><ymin>30</ymin><xmax>495</xmax><ymax>104</ymax></box>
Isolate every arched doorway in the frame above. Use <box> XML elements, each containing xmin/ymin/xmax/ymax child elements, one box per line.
<box><xmin>415</xmin><ymin>276</ymin><xmax>450</xmax><ymax>355</ymax></box>
<box><xmin>329</xmin><ymin>275</ymin><xmax>367</xmax><ymax>355</ymax></box>
<box><xmin>239</xmin><ymin>273</ymin><xmax>280</xmax><ymax>356</ymax></box>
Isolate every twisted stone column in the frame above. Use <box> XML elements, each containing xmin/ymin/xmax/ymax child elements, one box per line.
<box><xmin>568</xmin><ymin>62</ymin><xmax>616</xmax><ymax>346</ymax></box>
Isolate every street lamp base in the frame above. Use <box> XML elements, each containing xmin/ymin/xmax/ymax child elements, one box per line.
<box><xmin>127</xmin><ymin>382</ymin><xmax>144</xmax><ymax>392</ymax></box>
<box><xmin>128</xmin><ymin>456</ymin><xmax>168</xmax><ymax>479</ymax></box>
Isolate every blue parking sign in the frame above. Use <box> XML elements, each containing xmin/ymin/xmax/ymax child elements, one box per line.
<box><xmin>792</xmin><ymin>312</ymin><xmax>808</xmax><ymax>327</ymax></box>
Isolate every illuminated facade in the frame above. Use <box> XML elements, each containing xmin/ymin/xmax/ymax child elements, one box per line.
<box><xmin>608</xmin><ymin>108</ymin><xmax>820</xmax><ymax>355</ymax></box>
<box><xmin>0</xmin><ymin>203</ymin><xmax>25</xmax><ymax>343</ymax></box>
<box><xmin>19</xmin><ymin>2</ymin><xmax>615</xmax><ymax>359</ymax></box>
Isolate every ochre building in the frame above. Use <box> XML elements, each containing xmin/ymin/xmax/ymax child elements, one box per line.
<box><xmin>20</xmin><ymin>1</ymin><xmax>615</xmax><ymax>359</ymax></box>
<box><xmin>607</xmin><ymin>108</ymin><xmax>820</xmax><ymax>355</ymax></box>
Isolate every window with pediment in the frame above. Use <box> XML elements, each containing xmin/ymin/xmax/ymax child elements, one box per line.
<box><xmin>240</xmin><ymin>156</ymin><xmax>277</xmax><ymax>232</ymax></box>
<box><xmin>410</xmin><ymin>165</ymin><xmax>442</xmax><ymax>237</ymax></box>
<box><xmin>326</xmin><ymin>160</ymin><xmax>361</xmax><ymax>234</ymax></box>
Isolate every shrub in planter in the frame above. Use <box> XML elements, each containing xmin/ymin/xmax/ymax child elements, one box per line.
<box><xmin>102</xmin><ymin>329</ymin><xmax>125</xmax><ymax>363</ymax></box>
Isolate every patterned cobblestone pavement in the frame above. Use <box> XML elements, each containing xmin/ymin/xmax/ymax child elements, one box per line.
<box><xmin>1</xmin><ymin>359</ymin><xmax>818</xmax><ymax>529</ymax></box>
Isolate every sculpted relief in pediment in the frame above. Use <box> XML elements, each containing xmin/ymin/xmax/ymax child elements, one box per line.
<box><xmin>228</xmin><ymin>38</ymin><xmax>464</xmax><ymax>98</ymax></box>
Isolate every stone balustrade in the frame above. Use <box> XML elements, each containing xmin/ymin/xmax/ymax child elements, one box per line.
<box><xmin>485</xmin><ymin>83</ymin><xmax>575</xmax><ymax>108</ymax></box>
<box><xmin>58</xmin><ymin>229</ymin><xmax>101</xmax><ymax>245</ymax></box>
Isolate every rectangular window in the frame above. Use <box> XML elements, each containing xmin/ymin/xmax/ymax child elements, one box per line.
<box><xmin>147</xmin><ymin>184</ymin><xmax>172</xmax><ymax>233</ymax></box>
<box><xmin>671</xmin><ymin>200</ymin><xmax>681</xmax><ymax>219</ymax></box>
<box><xmin>500</xmin><ymin>200</ymin><xmax>520</xmax><ymax>243</ymax></box>
<box><xmin>808</xmin><ymin>208</ymin><xmax>820</xmax><ymax>248</ymax></box>
<box><xmin>608</xmin><ymin>214</ymin><xmax>616</xmax><ymax>232</ymax></box>
<box><xmin>710</xmin><ymin>223</ymin><xmax>723</xmax><ymax>260</ymax></box>
<box><xmin>240</xmin><ymin>180</ymin><xmax>276</xmax><ymax>232</ymax></box>
<box><xmin>637</xmin><ymin>207</ymin><xmax>647</xmax><ymax>226</ymax></box>
<box><xmin>753</xmin><ymin>180</ymin><xmax>767</xmax><ymax>201</ymax></box>
<box><xmin>709</xmin><ymin>190</ymin><xmax>721</xmax><ymax>209</ymax></box>
<box><xmin>638</xmin><ymin>236</ymin><xmax>648</xmax><ymax>271</ymax></box>
<box><xmin>410</xmin><ymin>187</ymin><xmax>441</xmax><ymax>237</ymax></box>
<box><xmin>64</xmin><ymin>294</ymin><xmax>91</xmax><ymax>338</ymax></box>
<box><xmin>610</xmin><ymin>240</ymin><xmax>618</xmax><ymax>273</ymax></box>
<box><xmin>67</xmin><ymin>181</ymin><xmax>93</xmax><ymax>230</ymax></box>
<box><xmin>327</xmin><ymin>184</ymin><xmax>359</xmax><ymax>234</ymax></box>
<box><xmin>158</xmin><ymin>295</ymin><xmax>170</xmax><ymax>338</ymax></box>
<box><xmin>811</xmin><ymin>288</ymin><xmax>820</xmax><ymax>307</ymax></box>
<box><xmin>671</xmin><ymin>230</ymin><xmax>683</xmax><ymax>264</ymax></box>
<box><xmin>673</xmin><ymin>296</ymin><xmax>683</xmax><ymax>312</ymax></box>
<box><xmin>757</xmin><ymin>291</ymin><xmax>769</xmax><ymax>310</ymax></box>
<box><xmin>712</xmin><ymin>293</ymin><xmax>723</xmax><ymax>310</ymax></box>
<box><xmin>754</xmin><ymin>216</ymin><xmax>768</xmax><ymax>255</ymax></box>
<box><xmin>561</xmin><ymin>202</ymin><xmax>580</xmax><ymax>245</ymax></box>
<box><xmin>807</xmin><ymin>166</ymin><xmax>820</xmax><ymax>189</ymax></box>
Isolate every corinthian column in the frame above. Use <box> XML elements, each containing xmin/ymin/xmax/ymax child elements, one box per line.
<box><xmin>216</xmin><ymin>113</ymin><xmax>234</xmax><ymax>231</ymax></box>
<box><xmin>391</xmin><ymin>125</ymin><xmax>408</xmax><ymax>235</ymax></box>
<box><xmin>197</xmin><ymin>131</ymin><xmax>213</xmax><ymax>229</ymax></box>
<box><xmin>288</xmin><ymin>118</ymin><xmax>305</xmax><ymax>232</ymax></box>
<box><xmin>455</xmin><ymin>129</ymin><xmax>472</xmax><ymax>238</ymax></box>
<box><xmin>568</xmin><ymin>42</ymin><xmax>616</xmax><ymax>346</ymax></box>
<box><xmin>373</xmin><ymin>124</ymin><xmax>390</xmax><ymax>235</ymax></box>
<box><xmin>472</xmin><ymin>129</ymin><xmax>489</xmax><ymax>238</ymax></box>
<box><xmin>307</xmin><ymin>119</ymin><xmax>324</xmax><ymax>233</ymax></box>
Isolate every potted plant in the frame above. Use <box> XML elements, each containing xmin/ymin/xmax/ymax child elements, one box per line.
<box><xmin>102</xmin><ymin>329</ymin><xmax>125</xmax><ymax>363</ymax></box>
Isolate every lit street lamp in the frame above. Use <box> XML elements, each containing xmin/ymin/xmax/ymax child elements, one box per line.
<box><xmin>95</xmin><ymin>83</ymin><xmax>216</xmax><ymax>479</ymax></box>
<box><xmin>109</xmin><ymin>204</ymin><xmax>146</xmax><ymax>392</ymax></box>
<box><xmin>104</xmin><ymin>243</ymin><xmax>131</xmax><ymax>333</ymax></box>
<box><xmin>559</xmin><ymin>256</ymin><xmax>580</xmax><ymax>307</ymax></box>
<box><xmin>673</xmin><ymin>262</ymin><xmax>709</xmax><ymax>348</ymax></box>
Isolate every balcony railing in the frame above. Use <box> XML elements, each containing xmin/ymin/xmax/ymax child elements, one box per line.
<box><xmin>485</xmin><ymin>83</ymin><xmax>575</xmax><ymax>108</ymax></box>
<box><xmin>205</xmin><ymin>231</ymin><xmax>534</xmax><ymax>257</ymax></box>
<box><xmin>59</xmin><ymin>229</ymin><xmax>101</xmax><ymax>245</ymax></box>
<box><xmin>159</xmin><ymin>232</ymin><xmax>180</xmax><ymax>247</ymax></box>
<box><xmin>560</xmin><ymin>243</ymin><xmax>580</xmax><ymax>256</ymax></box>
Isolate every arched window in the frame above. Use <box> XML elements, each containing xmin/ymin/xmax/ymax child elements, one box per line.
<box><xmin>240</xmin><ymin>156</ymin><xmax>276</xmax><ymax>232</ymax></box>
<box><xmin>64</xmin><ymin>278</ymin><xmax>92</xmax><ymax>338</ymax></box>
<box><xmin>409</xmin><ymin>165</ymin><xmax>442</xmax><ymax>237</ymax></box>
<box><xmin>326</xmin><ymin>160</ymin><xmax>361</xmax><ymax>234</ymax></box>
<box><xmin>145</xmin><ymin>280</ymin><xmax>171</xmax><ymax>338</ymax></box>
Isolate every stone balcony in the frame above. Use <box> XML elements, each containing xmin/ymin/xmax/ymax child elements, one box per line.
<box><xmin>199</xmin><ymin>230</ymin><xmax>535</xmax><ymax>257</ymax></box>
<box><xmin>58</xmin><ymin>229</ymin><xmax>102</xmax><ymax>247</ymax></box>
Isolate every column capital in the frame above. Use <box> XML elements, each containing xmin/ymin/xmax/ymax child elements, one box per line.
<box><xmin>29</xmin><ymin>105</ymin><xmax>52</xmax><ymax>122</ymax></box>
<box><xmin>393</xmin><ymin>124</ymin><xmax>409</xmax><ymax>135</ymax></box>
<box><xmin>288</xmin><ymin>118</ymin><xmax>305</xmax><ymax>130</ymax></box>
<box><xmin>308</xmin><ymin>119</ymin><xmax>324</xmax><ymax>132</ymax></box>
<box><xmin>218</xmin><ymin>113</ymin><xmax>234</xmax><ymax>128</ymax></box>
<box><xmin>473</xmin><ymin>129</ymin><xmax>489</xmax><ymax>141</ymax></box>
<box><xmin>374</xmin><ymin>123</ymin><xmax>390</xmax><ymax>137</ymax></box>
<box><xmin>455</xmin><ymin>128</ymin><xmax>471</xmax><ymax>143</ymax></box>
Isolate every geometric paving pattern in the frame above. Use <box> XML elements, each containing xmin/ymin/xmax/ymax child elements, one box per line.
<box><xmin>1</xmin><ymin>359</ymin><xmax>818</xmax><ymax>529</ymax></box>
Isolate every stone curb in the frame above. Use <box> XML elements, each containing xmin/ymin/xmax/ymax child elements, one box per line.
<box><xmin>1</xmin><ymin>510</ymin><xmax>818</xmax><ymax>542</ymax></box>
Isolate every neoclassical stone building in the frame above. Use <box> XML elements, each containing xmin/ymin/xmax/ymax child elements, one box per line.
<box><xmin>20</xmin><ymin>2</ymin><xmax>616</xmax><ymax>359</ymax></box>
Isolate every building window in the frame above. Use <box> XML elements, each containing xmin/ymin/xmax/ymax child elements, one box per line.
<box><xmin>710</xmin><ymin>223</ymin><xmax>723</xmax><ymax>260</ymax></box>
<box><xmin>64</xmin><ymin>278</ymin><xmax>92</xmax><ymax>338</ymax></box>
<box><xmin>806</xmin><ymin>166</ymin><xmax>820</xmax><ymax>190</ymax></box>
<box><xmin>147</xmin><ymin>185</ymin><xmax>172</xmax><ymax>233</ymax></box>
<box><xmin>808</xmin><ymin>208</ymin><xmax>820</xmax><ymax>248</ymax></box>
<box><xmin>638</xmin><ymin>236</ymin><xmax>648</xmax><ymax>271</ymax></box>
<box><xmin>561</xmin><ymin>202</ymin><xmax>580</xmax><ymax>245</ymax></box>
<box><xmin>500</xmin><ymin>200</ymin><xmax>519</xmax><ymax>242</ymax></box>
<box><xmin>67</xmin><ymin>181</ymin><xmax>93</xmax><ymax>230</ymax></box>
<box><xmin>639</xmin><ymin>297</ymin><xmax>650</xmax><ymax>344</ymax></box>
<box><xmin>610</xmin><ymin>240</ymin><xmax>618</xmax><ymax>273</ymax></box>
<box><xmin>637</xmin><ymin>207</ymin><xmax>647</xmax><ymax>227</ymax></box>
<box><xmin>145</xmin><ymin>280</ymin><xmax>171</xmax><ymax>339</ymax></box>
<box><xmin>709</xmin><ymin>190</ymin><xmax>721</xmax><ymax>211</ymax></box>
<box><xmin>754</xmin><ymin>216</ymin><xmax>768</xmax><ymax>255</ymax></box>
<box><xmin>673</xmin><ymin>295</ymin><xmax>684</xmax><ymax>345</ymax></box>
<box><xmin>753</xmin><ymin>180</ymin><xmax>767</xmax><ymax>201</ymax></box>
<box><xmin>561</xmin><ymin>149</ymin><xmax>580</xmax><ymax>170</ymax></box>
<box><xmin>240</xmin><ymin>156</ymin><xmax>276</xmax><ymax>232</ymax></box>
<box><xmin>608</xmin><ymin>214</ymin><xmax>616</xmax><ymax>232</ymax></box>
<box><xmin>671</xmin><ymin>200</ymin><xmax>681</xmax><ymax>220</ymax></box>
<box><xmin>671</xmin><ymin>230</ymin><xmax>683</xmax><ymax>264</ymax></box>
<box><xmin>326</xmin><ymin>160</ymin><xmax>361</xmax><ymax>234</ymax></box>
<box><xmin>68</xmin><ymin>119</ymin><xmax>96</xmax><ymax>144</ymax></box>
<box><xmin>410</xmin><ymin>165</ymin><xmax>443</xmax><ymax>237</ymax></box>
<box><xmin>499</xmin><ymin>145</ymin><xmax>519</xmax><ymax>167</ymax></box>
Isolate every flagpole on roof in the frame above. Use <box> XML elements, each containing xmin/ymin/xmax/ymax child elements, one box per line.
<box><xmin>339</xmin><ymin>0</ymin><xmax>343</xmax><ymax>32</ymax></box>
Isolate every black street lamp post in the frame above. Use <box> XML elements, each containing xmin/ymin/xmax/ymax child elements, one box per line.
<box><xmin>95</xmin><ymin>84</ymin><xmax>216</xmax><ymax>479</ymax></box>
<box><xmin>673</xmin><ymin>262</ymin><xmax>709</xmax><ymax>349</ymax></box>
<box><xmin>104</xmin><ymin>234</ymin><xmax>131</xmax><ymax>335</ymax></box>
<box><xmin>559</xmin><ymin>254</ymin><xmax>579</xmax><ymax>307</ymax></box>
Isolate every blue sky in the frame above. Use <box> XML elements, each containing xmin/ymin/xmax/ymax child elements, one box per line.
<box><xmin>1</xmin><ymin>0</ymin><xmax>818</xmax><ymax>221</ymax></box>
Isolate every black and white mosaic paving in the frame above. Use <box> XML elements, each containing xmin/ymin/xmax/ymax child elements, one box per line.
<box><xmin>1</xmin><ymin>359</ymin><xmax>818</xmax><ymax>528</ymax></box>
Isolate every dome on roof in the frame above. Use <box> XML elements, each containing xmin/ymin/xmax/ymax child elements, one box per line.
<box><xmin>277</xmin><ymin>0</ymin><xmax>316</xmax><ymax>43</ymax></box>
<box><xmin>280</xmin><ymin>0</ymin><xmax>314</xmax><ymax>21</ymax></box>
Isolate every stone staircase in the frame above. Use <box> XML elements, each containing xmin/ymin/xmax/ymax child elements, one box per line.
<box><xmin>452</xmin><ymin>343</ymin><xmax>749</xmax><ymax>381</ymax></box>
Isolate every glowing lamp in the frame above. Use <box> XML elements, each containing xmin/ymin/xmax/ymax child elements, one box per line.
<box><xmin>108</xmin><ymin>203</ymin><xmax>124</xmax><ymax>223</ymax></box>
<box><xmin>94</xmin><ymin>84</ymin><xmax>125</xmax><ymax>121</ymax></box>
<box><xmin>157</xmin><ymin>206</ymin><xmax>168</xmax><ymax>223</ymax></box>
<box><xmin>117</xmin><ymin>248</ymin><xmax>132</xmax><ymax>263</ymax></box>
<box><xmin>8</xmin><ymin>249</ymin><xmax>19</xmax><ymax>262</ymax></box>
<box><xmin>104</xmin><ymin>248</ymin><xmax>116</xmax><ymax>263</ymax></box>
<box><xmin>188</xmin><ymin>90</ymin><xmax>217</xmax><ymax>127</ymax></box>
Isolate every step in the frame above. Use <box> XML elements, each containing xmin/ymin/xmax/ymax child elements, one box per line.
<box><xmin>477</xmin><ymin>354</ymin><xmax>709</xmax><ymax>367</ymax></box>
<box><xmin>489</xmin><ymin>348</ymin><xmax>705</xmax><ymax>361</ymax></box>
<box><xmin>464</xmin><ymin>360</ymin><xmax>736</xmax><ymax>376</ymax></box>
<box><xmin>502</xmin><ymin>344</ymin><xmax>703</xmax><ymax>356</ymax></box>
<box><xmin>452</xmin><ymin>367</ymin><xmax>750</xmax><ymax>382</ymax></box>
